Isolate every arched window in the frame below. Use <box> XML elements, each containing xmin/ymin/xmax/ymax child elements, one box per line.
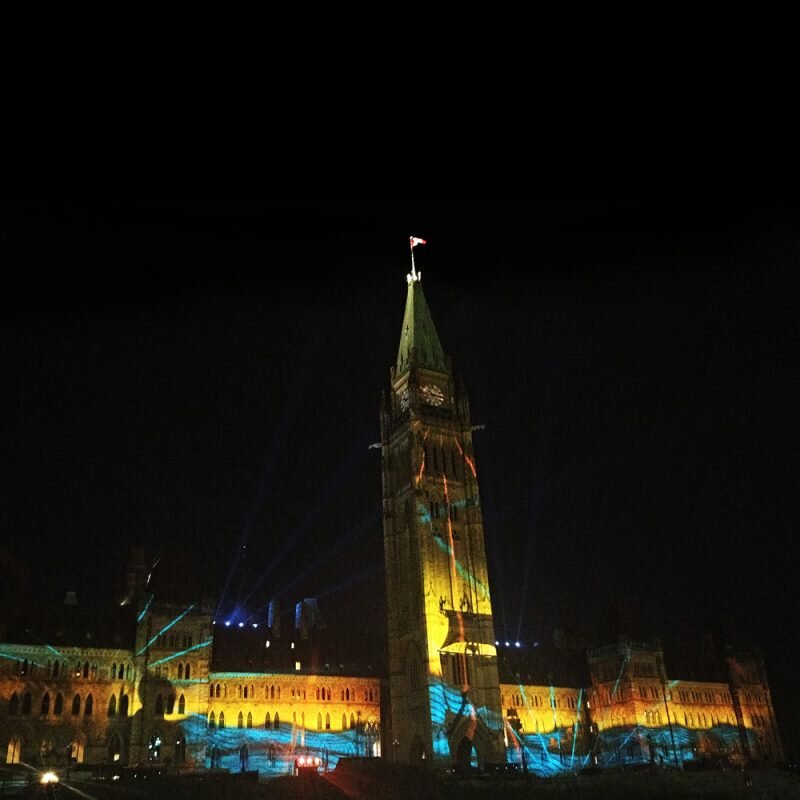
<box><xmin>325</xmin><ymin>713</ymin><xmax>331</xmax><ymax>730</ymax></box>
<box><xmin>83</xmin><ymin>661</ymin><xmax>89</xmax><ymax>679</ymax></box>
<box><xmin>342</xmin><ymin>713</ymin><xmax>348</xmax><ymax>730</ymax></box>
<box><xmin>112</xmin><ymin>662</ymin><xmax>117</xmax><ymax>679</ymax></box>
<box><xmin>350</xmin><ymin>713</ymin><xmax>355</xmax><ymax>729</ymax></box>
<box><xmin>237</xmin><ymin>711</ymin><xmax>243</xmax><ymax>728</ymax></box>
<box><xmin>237</xmin><ymin>684</ymin><xmax>242</xmax><ymax>699</ymax></box>
<box><xmin>54</xmin><ymin>694</ymin><xmax>63</xmax><ymax>716</ymax></box>
<box><xmin>21</xmin><ymin>692</ymin><xmax>31</xmax><ymax>716</ymax></box>
<box><xmin>250</xmin><ymin>685</ymin><xmax>254</xmax><ymax>698</ymax></box>
<box><xmin>84</xmin><ymin>694</ymin><xmax>93</xmax><ymax>716</ymax></box>
<box><xmin>178</xmin><ymin>663</ymin><xmax>184</xmax><ymax>680</ymax></box>
<box><xmin>9</xmin><ymin>693</ymin><xmax>19</xmax><ymax>716</ymax></box>
<box><xmin>218</xmin><ymin>711</ymin><xmax>225</xmax><ymax>729</ymax></box>
<box><xmin>327</xmin><ymin>688</ymin><xmax>331</xmax><ymax>700</ymax></box>
<box><xmin>209</xmin><ymin>711</ymin><xmax>216</xmax><ymax>728</ymax></box>
<box><xmin>317</xmin><ymin>713</ymin><xmax>322</xmax><ymax>730</ymax></box>
<box><xmin>346</xmin><ymin>688</ymin><xmax>350</xmax><ymax>701</ymax></box>
<box><xmin>247</xmin><ymin>712</ymin><xmax>252</xmax><ymax>728</ymax></box>
<box><xmin>124</xmin><ymin>664</ymin><xmax>130</xmax><ymax>680</ymax></box>
<box><xmin>53</xmin><ymin>661</ymin><xmax>59</xmax><ymax>678</ymax></box>
<box><xmin>41</xmin><ymin>692</ymin><xmax>50</xmax><ymax>716</ymax></box>
<box><xmin>6</xmin><ymin>736</ymin><xmax>21</xmax><ymax>765</ymax></box>
<box><xmin>72</xmin><ymin>695</ymin><xmax>81</xmax><ymax>716</ymax></box>
<box><xmin>185</xmin><ymin>664</ymin><xmax>191</xmax><ymax>680</ymax></box>
<box><xmin>273</xmin><ymin>712</ymin><xmax>279</xmax><ymax>729</ymax></box>
<box><xmin>119</xmin><ymin>695</ymin><xmax>129</xmax><ymax>717</ymax></box>
<box><xmin>276</xmin><ymin>686</ymin><xmax>280</xmax><ymax>699</ymax></box>
<box><xmin>269</xmin><ymin>685</ymin><xmax>274</xmax><ymax>699</ymax></box>
<box><xmin>215</xmin><ymin>684</ymin><xmax>221</xmax><ymax>698</ymax></box>
<box><xmin>155</xmin><ymin>694</ymin><xmax>164</xmax><ymax>717</ymax></box>
<box><xmin>108</xmin><ymin>695</ymin><xmax>117</xmax><ymax>717</ymax></box>
<box><xmin>265</xmin><ymin>712</ymin><xmax>271</xmax><ymax>728</ymax></box>
<box><xmin>178</xmin><ymin>695</ymin><xmax>185</xmax><ymax>715</ymax></box>
<box><xmin>166</xmin><ymin>694</ymin><xmax>175</xmax><ymax>714</ymax></box>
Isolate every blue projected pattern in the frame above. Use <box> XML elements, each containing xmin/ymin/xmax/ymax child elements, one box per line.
<box><xmin>179</xmin><ymin>714</ymin><xmax>379</xmax><ymax>776</ymax></box>
<box><xmin>505</xmin><ymin>722</ymin><xmax>748</xmax><ymax>776</ymax></box>
<box><xmin>425</xmin><ymin>676</ymin><xmax>503</xmax><ymax>762</ymax></box>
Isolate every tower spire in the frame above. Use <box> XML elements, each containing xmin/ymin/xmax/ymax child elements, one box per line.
<box><xmin>397</xmin><ymin>238</ymin><xmax>446</xmax><ymax>376</ymax></box>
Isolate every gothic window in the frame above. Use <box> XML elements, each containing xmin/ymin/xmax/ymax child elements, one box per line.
<box><xmin>166</xmin><ymin>694</ymin><xmax>175</xmax><ymax>714</ymax></box>
<box><xmin>276</xmin><ymin>687</ymin><xmax>280</xmax><ymax>699</ymax></box>
<box><xmin>325</xmin><ymin>713</ymin><xmax>331</xmax><ymax>730</ymax></box>
<box><xmin>54</xmin><ymin>693</ymin><xmax>63</xmax><ymax>716</ymax></box>
<box><xmin>215</xmin><ymin>684</ymin><xmax>221</xmax><ymax>699</ymax></box>
<box><xmin>112</xmin><ymin>662</ymin><xmax>117</xmax><ymax>679</ymax></box>
<box><xmin>209</xmin><ymin>711</ymin><xmax>215</xmax><ymax>728</ymax></box>
<box><xmin>83</xmin><ymin>694</ymin><xmax>93</xmax><ymax>717</ymax></box>
<box><xmin>155</xmin><ymin>694</ymin><xmax>164</xmax><ymax>717</ymax></box>
<box><xmin>119</xmin><ymin>695</ymin><xmax>129</xmax><ymax>717</ymax></box>
<box><xmin>125</xmin><ymin>664</ymin><xmax>130</xmax><ymax>680</ymax></box>
<box><xmin>265</xmin><ymin>712</ymin><xmax>271</xmax><ymax>728</ymax></box>
<box><xmin>317</xmin><ymin>713</ymin><xmax>322</xmax><ymax>730</ymax></box>
<box><xmin>346</xmin><ymin>688</ymin><xmax>350</xmax><ymax>701</ymax></box>
<box><xmin>250</xmin><ymin>684</ymin><xmax>254</xmax><ymax>698</ymax></box>
<box><xmin>350</xmin><ymin>713</ymin><xmax>355</xmax><ymax>729</ymax></box>
<box><xmin>342</xmin><ymin>713</ymin><xmax>348</xmax><ymax>730</ymax></box>
<box><xmin>8</xmin><ymin>692</ymin><xmax>19</xmax><ymax>716</ymax></box>
<box><xmin>41</xmin><ymin>692</ymin><xmax>50</xmax><ymax>715</ymax></box>
<box><xmin>178</xmin><ymin>664</ymin><xmax>184</xmax><ymax>680</ymax></box>
<box><xmin>72</xmin><ymin>695</ymin><xmax>81</xmax><ymax>716</ymax></box>
<box><xmin>237</xmin><ymin>711</ymin><xmax>244</xmax><ymax>728</ymax></box>
<box><xmin>218</xmin><ymin>712</ymin><xmax>225</xmax><ymax>729</ymax></box>
<box><xmin>178</xmin><ymin>695</ymin><xmax>185</xmax><ymax>715</ymax></box>
<box><xmin>185</xmin><ymin>664</ymin><xmax>191</xmax><ymax>680</ymax></box>
<box><xmin>247</xmin><ymin>712</ymin><xmax>252</xmax><ymax>728</ymax></box>
<box><xmin>83</xmin><ymin>661</ymin><xmax>89</xmax><ymax>679</ymax></box>
<box><xmin>273</xmin><ymin>712</ymin><xmax>279</xmax><ymax>729</ymax></box>
<box><xmin>53</xmin><ymin>661</ymin><xmax>59</xmax><ymax>678</ymax></box>
<box><xmin>108</xmin><ymin>695</ymin><xmax>117</xmax><ymax>717</ymax></box>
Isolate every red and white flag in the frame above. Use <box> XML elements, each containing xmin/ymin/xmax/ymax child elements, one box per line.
<box><xmin>410</xmin><ymin>236</ymin><xmax>427</xmax><ymax>248</ymax></box>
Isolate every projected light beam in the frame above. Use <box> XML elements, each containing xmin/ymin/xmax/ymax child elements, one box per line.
<box><xmin>136</xmin><ymin>604</ymin><xmax>196</xmax><ymax>656</ymax></box>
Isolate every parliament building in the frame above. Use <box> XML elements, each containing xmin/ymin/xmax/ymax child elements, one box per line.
<box><xmin>0</xmin><ymin>263</ymin><xmax>784</xmax><ymax>777</ymax></box>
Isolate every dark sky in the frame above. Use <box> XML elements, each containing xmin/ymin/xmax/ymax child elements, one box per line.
<box><xmin>1</xmin><ymin>194</ymin><xmax>798</xmax><ymax>753</ymax></box>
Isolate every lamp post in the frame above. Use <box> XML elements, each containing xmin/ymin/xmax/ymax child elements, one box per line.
<box><xmin>661</xmin><ymin>681</ymin><xmax>680</xmax><ymax>769</ymax></box>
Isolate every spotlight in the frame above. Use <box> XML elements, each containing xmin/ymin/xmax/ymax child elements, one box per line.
<box><xmin>238</xmin><ymin>622</ymin><xmax>244</xmax><ymax>628</ymax></box>
<box><xmin>224</xmin><ymin>621</ymin><xmax>231</xmax><ymax>627</ymax></box>
<box><xmin>515</xmin><ymin>642</ymin><xmax>521</xmax><ymax>648</ymax></box>
<box><xmin>40</xmin><ymin>772</ymin><xmax>59</xmax><ymax>785</ymax></box>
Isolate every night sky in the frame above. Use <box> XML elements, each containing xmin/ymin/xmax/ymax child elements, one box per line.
<box><xmin>1</xmin><ymin>196</ymin><xmax>797</xmax><ymax>754</ymax></box>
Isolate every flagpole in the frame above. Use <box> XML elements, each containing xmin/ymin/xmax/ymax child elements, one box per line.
<box><xmin>410</xmin><ymin>236</ymin><xmax>417</xmax><ymax>280</ymax></box>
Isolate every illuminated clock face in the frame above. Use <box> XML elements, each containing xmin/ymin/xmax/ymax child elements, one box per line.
<box><xmin>421</xmin><ymin>384</ymin><xmax>445</xmax><ymax>407</ymax></box>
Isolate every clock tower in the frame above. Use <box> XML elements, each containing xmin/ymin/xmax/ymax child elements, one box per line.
<box><xmin>380</xmin><ymin>267</ymin><xmax>505</xmax><ymax>770</ymax></box>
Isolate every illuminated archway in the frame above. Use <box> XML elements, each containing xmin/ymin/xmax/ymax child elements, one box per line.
<box><xmin>456</xmin><ymin>737</ymin><xmax>479</xmax><ymax>774</ymax></box>
<box><xmin>409</xmin><ymin>736</ymin><xmax>426</xmax><ymax>762</ymax></box>
<box><xmin>108</xmin><ymin>732</ymin><xmax>123</xmax><ymax>763</ymax></box>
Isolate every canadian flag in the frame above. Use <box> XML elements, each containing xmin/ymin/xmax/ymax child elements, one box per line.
<box><xmin>410</xmin><ymin>236</ymin><xmax>427</xmax><ymax>248</ymax></box>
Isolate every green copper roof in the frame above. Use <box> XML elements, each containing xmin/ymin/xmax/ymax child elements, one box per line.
<box><xmin>396</xmin><ymin>278</ymin><xmax>447</xmax><ymax>375</ymax></box>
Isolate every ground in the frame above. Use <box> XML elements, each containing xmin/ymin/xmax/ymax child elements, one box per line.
<box><xmin>3</xmin><ymin>764</ymin><xmax>800</xmax><ymax>799</ymax></box>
